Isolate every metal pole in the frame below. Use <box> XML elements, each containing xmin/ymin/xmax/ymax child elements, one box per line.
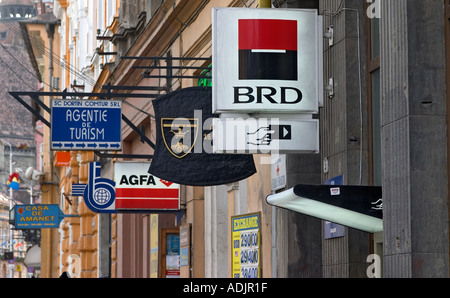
<box><xmin>1</xmin><ymin>139</ymin><xmax>14</xmax><ymax>278</ymax></box>
<box><xmin>9</xmin><ymin>142</ymin><xmax>13</xmax><ymax>278</ymax></box>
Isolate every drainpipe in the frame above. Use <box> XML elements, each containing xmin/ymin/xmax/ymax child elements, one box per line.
<box><xmin>44</xmin><ymin>21</ymin><xmax>56</xmax><ymax>278</ymax></box>
<box><xmin>46</xmin><ymin>23</ymin><xmax>55</xmax><ymax>91</ymax></box>
<box><xmin>1</xmin><ymin>140</ymin><xmax>14</xmax><ymax>278</ymax></box>
<box><xmin>259</xmin><ymin>0</ymin><xmax>271</xmax><ymax>8</ymax></box>
<box><xmin>257</xmin><ymin>0</ymin><xmax>277</xmax><ymax>278</ymax></box>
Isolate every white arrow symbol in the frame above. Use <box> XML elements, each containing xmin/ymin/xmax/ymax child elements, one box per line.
<box><xmin>283</xmin><ymin>127</ymin><xmax>290</xmax><ymax>138</ymax></box>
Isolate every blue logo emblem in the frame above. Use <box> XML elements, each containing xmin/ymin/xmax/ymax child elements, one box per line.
<box><xmin>72</xmin><ymin>162</ymin><xmax>117</xmax><ymax>213</ymax></box>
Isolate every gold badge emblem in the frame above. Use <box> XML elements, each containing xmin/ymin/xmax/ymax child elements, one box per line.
<box><xmin>162</xmin><ymin>118</ymin><xmax>199</xmax><ymax>159</ymax></box>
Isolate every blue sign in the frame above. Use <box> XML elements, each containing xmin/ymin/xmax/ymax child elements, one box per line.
<box><xmin>72</xmin><ymin>162</ymin><xmax>117</xmax><ymax>214</ymax></box>
<box><xmin>51</xmin><ymin>99</ymin><xmax>122</xmax><ymax>151</ymax></box>
<box><xmin>14</xmin><ymin>204</ymin><xmax>77</xmax><ymax>229</ymax></box>
<box><xmin>180</xmin><ymin>247</ymin><xmax>189</xmax><ymax>266</ymax></box>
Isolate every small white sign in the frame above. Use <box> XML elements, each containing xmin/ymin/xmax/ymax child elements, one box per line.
<box><xmin>271</xmin><ymin>154</ymin><xmax>287</xmax><ymax>191</ymax></box>
<box><xmin>330</xmin><ymin>187</ymin><xmax>340</xmax><ymax>196</ymax></box>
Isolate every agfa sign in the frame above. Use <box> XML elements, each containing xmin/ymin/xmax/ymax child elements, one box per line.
<box><xmin>72</xmin><ymin>162</ymin><xmax>180</xmax><ymax>213</ymax></box>
<box><xmin>114</xmin><ymin>162</ymin><xmax>180</xmax><ymax>211</ymax></box>
<box><xmin>212</xmin><ymin>8</ymin><xmax>323</xmax><ymax>114</ymax></box>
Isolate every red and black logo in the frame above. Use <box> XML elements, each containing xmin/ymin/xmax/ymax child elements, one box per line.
<box><xmin>239</xmin><ymin>19</ymin><xmax>298</xmax><ymax>81</ymax></box>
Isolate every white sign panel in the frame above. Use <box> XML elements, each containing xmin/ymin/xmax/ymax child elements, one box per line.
<box><xmin>114</xmin><ymin>162</ymin><xmax>180</xmax><ymax>211</ymax></box>
<box><xmin>271</xmin><ymin>154</ymin><xmax>287</xmax><ymax>191</ymax></box>
<box><xmin>212</xmin><ymin>8</ymin><xmax>323</xmax><ymax>114</ymax></box>
<box><xmin>212</xmin><ymin>117</ymin><xmax>319</xmax><ymax>154</ymax></box>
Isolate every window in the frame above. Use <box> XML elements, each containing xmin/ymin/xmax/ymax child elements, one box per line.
<box><xmin>0</xmin><ymin>30</ymin><xmax>7</xmax><ymax>41</ymax></box>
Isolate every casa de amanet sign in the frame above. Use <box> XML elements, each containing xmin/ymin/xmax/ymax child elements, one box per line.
<box><xmin>12</xmin><ymin>204</ymin><xmax>78</xmax><ymax>229</ymax></box>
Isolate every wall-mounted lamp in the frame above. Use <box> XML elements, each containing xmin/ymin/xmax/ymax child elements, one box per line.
<box><xmin>266</xmin><ymin>184</ymin><xmax>383</xmax><ymax>233</ymax></box>
<box><xmin>25</xmin><ymin>167</ymin><xmax>44</xmax><ymax>182</ymax></box>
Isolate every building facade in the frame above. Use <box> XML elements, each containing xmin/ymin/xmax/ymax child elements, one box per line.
<box><xmin>0</xmin><ymin>0</ymin><xmax>41</xmax><ymax>278</ymax></box>
<box><xmin>13</xmin><ymin>0</ymin><xmax>450</xmax><ymax>278</ymax></box>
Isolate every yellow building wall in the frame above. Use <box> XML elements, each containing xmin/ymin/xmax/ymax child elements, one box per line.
<box><xmin>52</xmin><ymin>0</ymin><xmax>120</xmax><ymax>278</ymax></box>
<box><xmin>24</xmin><ymin>20</ymin><xmax>62</xmax><ymax>278</ymax></box>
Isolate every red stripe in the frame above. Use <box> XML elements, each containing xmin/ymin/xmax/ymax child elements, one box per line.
<box><xmin>116</xmin><ymin>198</ymin><xmax>180</xmax><ymax>210</ymax></box>
<box><xmin>239</xmin><ymin>19</ymin><xmax>297</xmax><ymax>51</ymax></box>
<box><xmin>116</xmin><ymin>188</ymin><xmax>179</xmax><ymax>198</ymax></box>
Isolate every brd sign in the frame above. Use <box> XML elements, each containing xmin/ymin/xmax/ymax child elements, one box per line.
<box><xmin>212</xmin><ymin>8</ymin><xmax>323</xmax><ymax>114</ymax></box>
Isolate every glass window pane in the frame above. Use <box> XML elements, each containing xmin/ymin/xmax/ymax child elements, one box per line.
<box><xmin>371</xmin><ymin>18</ymin><xmax>380</xmax><ymax>59</ymax></box>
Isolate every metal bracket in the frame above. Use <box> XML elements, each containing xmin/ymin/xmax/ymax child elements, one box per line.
<box><xmin>121</xmin><ymin>55</ymin><xmax>212</xmax><ymax>80</ymax></box>
<box><xmin>9</xmin><ymin>54</ymin><xmax>212</xmax><ymax>160</ymax></box>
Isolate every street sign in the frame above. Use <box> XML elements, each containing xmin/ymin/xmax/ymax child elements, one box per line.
<box><xmin>212</xmin><ymin>117</ymin><xmax>319</xmax><ymax>154</ymax></box>
<box><xmin>14</xmin><ymin>204</ymin><xmax>78</xmax><ymax>229</ymax></box>
<box><xmin>51</xmin><ymin>99</ymin><xmax>122</xmax><ymax>151</ymax></box>
<box><xmin>114</xmin><ymin>162</ymin><xmax>180</xmax><ymax>211</ymax></box>
<box><xmin>212</xmin><ymin>8</ymin><xmax>323</xmax><ymax>114</ymax></box>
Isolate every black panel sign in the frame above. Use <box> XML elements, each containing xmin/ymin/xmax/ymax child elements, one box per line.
<box><xmin>149</xmin><ymin>87</ymin><xmax>256</xmax><ymax>186</ymax></box>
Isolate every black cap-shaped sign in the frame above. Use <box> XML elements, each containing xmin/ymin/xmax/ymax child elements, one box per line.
<box><xmin>149</xmin><ymin>87</ymin><xmax>256</xmax><ymax>186</ymax></box>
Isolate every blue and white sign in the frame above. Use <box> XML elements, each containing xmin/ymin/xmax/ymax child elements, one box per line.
<box><xmin>72</xmin><ymin>162</ymin><xmax>117</xmax><ymax>213</ymax></box>
<box><xmin>51</xmin><ymin>99</ymin><xmax>122</xmax><ymax>151</ymax></box>
<box><xmin>14</xmin><ymin>204</ymin><xmax>78</xmax><ymax>229</ymax></box>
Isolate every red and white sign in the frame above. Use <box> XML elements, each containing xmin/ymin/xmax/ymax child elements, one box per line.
<box><xmin>114</xmin><ymin>162</ymin><xmax>180</xmax><ymax>210</ymax></box>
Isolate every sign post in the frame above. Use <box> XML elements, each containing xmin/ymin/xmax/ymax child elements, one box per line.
<box><xmin>51</xmin><ymin>99</ymin><xmax>122</xmax><ymax>151</ymax></box>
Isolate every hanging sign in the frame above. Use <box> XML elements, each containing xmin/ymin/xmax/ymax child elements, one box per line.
<box><xmin>212</xmin><ymin>8</ymin><xmax>323</xmax><ymax>114</ymax></box>
<box><xmin>55</xmin><ymin>151</ymin><xmax>71</xmax><ymax>167</ymax></box>
<box><xmin>72</xmin><ymin>162</ymin><xmax>117</xmax><ymax>213</ymax></box>
<box><xmin>14</xmin><ymin>204</ymin><xmax>78</xmax><ymax>229</ymax></box>
<box><xmin>51</xmin><ymin>99</ymin><xmax>122</xmax><ymax>151</ymax></box>
<box><xmin>271</xmin><ymin>154</ymin><xmax>287</xmax><ymax>191</ymax></box>
<box><xmin>212</xmin><ymin>117</ymin><xmax>319</xmax><ymax>154</ymax></box>
<box><xmin>324</xmin><ymin>175</ymin><xmax>345</xmax><ymax>239</ymax></box>
<box><xmin>114</xmin><ymin>162</ymin><xmax>180</xmax><ymax>211</ymax></box>
<box><xmin>149</xmin><ymin>87</ymin><xmax>256</xmax><ymax>186</ymax></box>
